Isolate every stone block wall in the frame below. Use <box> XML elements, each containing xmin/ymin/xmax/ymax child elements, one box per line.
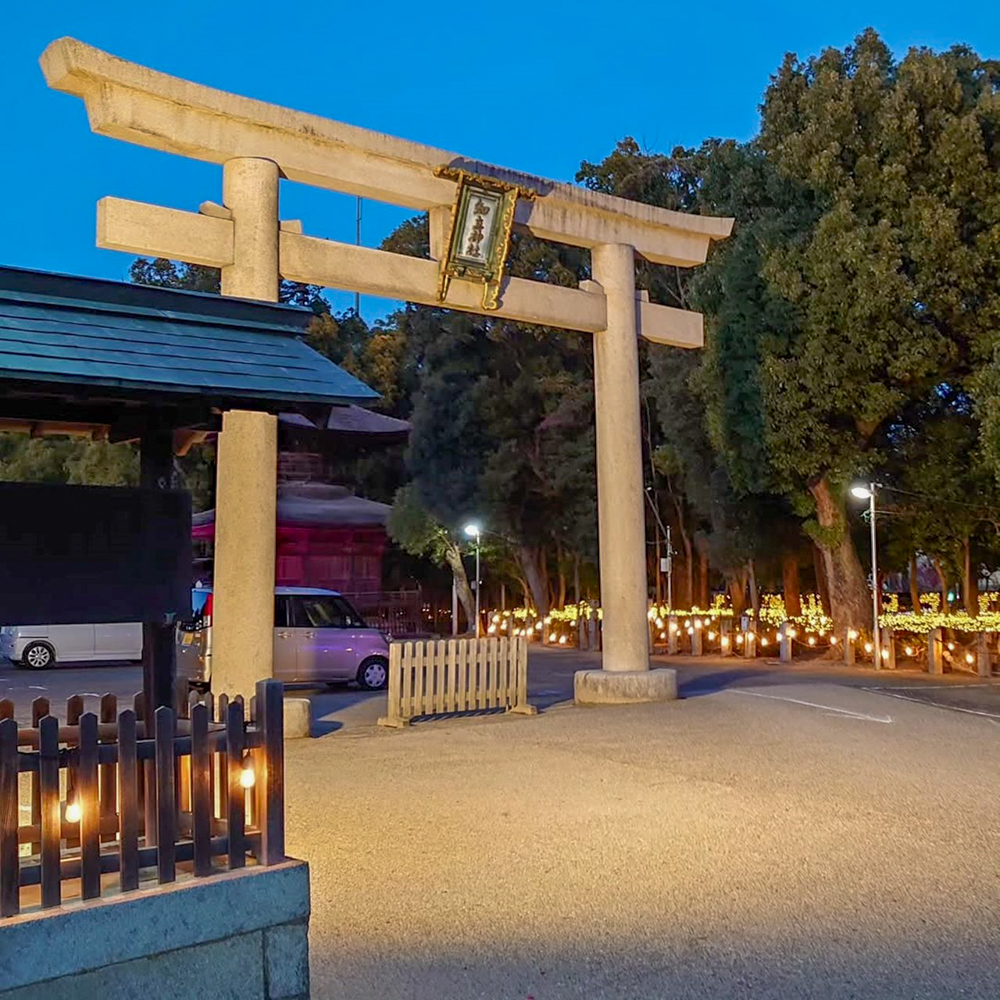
<box><xmin>0</xmin><ymin>860</ymin><xmax>310</xmax><ymax>1000</ymax></box>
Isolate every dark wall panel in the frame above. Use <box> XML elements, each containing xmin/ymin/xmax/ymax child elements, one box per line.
<box><xmin>0</xmin><ymin>483</ymin><xmax>191</xmax><ymax>625</ymax></box>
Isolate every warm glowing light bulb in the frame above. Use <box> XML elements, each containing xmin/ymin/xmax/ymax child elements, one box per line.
<box><xmin>808</xmin><ymin>637</ymin><xmax>816</xmax><ymax>646</ymax></box>
<box><xmin>558</xmin><ymin>635</ymin><xmax>568</xmax><ymax>645</ymax></box>
<box><xmin>947</xmin><ymin>642</ymin><xmax>955</xmax><ymax>651</ymax></box>
<box><xmin>708</xmin><ymin>631</ymin><xmax>716</xmax><ymax>641</ymax></box>
<box><xmin>659</xmin><ymin>632</ymin><xmax>666</xmax><ymax>639</ymax></box>
<box><xmin>864</xmin><ymin>642</ymin><xmax>873</xmax><ymax>654</ymax></box>
<box><xmin>904</xmin><ymin>645</ymin><xmax>913</xmax><ymax>656</ymax></box>
<box><xmin>64</xmin><ymin>799</ymin><xmax>81</xmax><ymax>824</ymax></box>
<box><xmin>830</xmin><ymin>635</ymin><xmax>838</xmax><ymax>645</ymax></box>
<box><xmin>694</xmin><ymin>620</ymin><xmax>703</xmax><ymax>630</ymax></box>
<box><xmin>787</xmin><ymin>628</ymin><xmax>797</xmax><ymax>639</ymax></box>
<box><xmin>240</xmin><ymin>757</ymin><xmax>256</xmax><ymax>790</ymax></box>
<box><xmin>881</xmin><ymin>648</ymin><xmax>889</xmax><ymax>660</ymax></box>
<box><xmin>848</xmin><ymin>629</ymin><xmax>858</xmax><ymax>641</ymax></box>
<box><xmin>669</xmin><ymin>623</ymin><xmax>678</xmax><ymax>633</ymax></box>
<box><xmin>760</xmin><ymin>636</ymin><xmax>769</xmax><ymax>646</ymax></box>
<box><xmin>721</xmin><ymin>636</ymin><xmax>730</xmax><ymax>647</ymax></box>
<box><xmin>548</xmin><ymin>632</ymin><xmax>557</xmax><ymax>642</ymax></box>
<box><xmin>966</xmin><ymin>652</ymin><xmax>974</xmax><ymax>664</ymax></box>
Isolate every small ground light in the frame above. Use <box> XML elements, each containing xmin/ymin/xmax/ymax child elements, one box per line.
<box><xmin>760</xmin><ymin>636</ymin><xmax>769</xmax><ymax>646</ymax></box>
<box><xmin>240</xmin><ymin>755</ymin><xmax>256</xmax><ymax>789</ymax></box>
<box><xmin>905</xmin><ymin>645</ymin><xmax>914</xmax><ymax>656</ymax></box>
<box><xmin>558</xmin><ymin>635</ymin><xmax>568</xmax><ymax>645</ymax></box>
<box><xmin>660</xmin><ymin>632</ymin><xmax>666</xmax><ymax>639</ymax></box>
<box><xmin>864</xmin><ymin>642</ymin><xmax>873</xmax><ymax>654</ymax></box>
<box><xmin>548</xmin><ymin>632</ymin><xmax>557</xmax><ymax>643</ymax></box>
<box><xmin>830</xmin><ymin>635</ymin><xmax>838</xmax><ymax>645</ymax></box>
<box><xmin>736</xmin><ymin>635</ymin><xmax>744</xmax><ymax>645</ymax></box>
<box><xmin>64</xmin><ymin>796</ymin><xmax>81</xmax><ymax>824</ymax></box>
<box><xmin>881</xmin><ymin>648</ymin><xmax>889</xmax><ymax>660</ymax></box>
<box><xmin>966</xmin><ymin>652</ymin><xmax>974</xmax><ymax>664</ymax></box>
<box><xmin>708</xmin><ymin>631</ymin><xmax>716</xmax><ymax>641</ymax></box>
<box><xmin>808</xmin><ymin>636</ymin><xmax>816</xmax><ymax>646</ymax></box>
<box><xmin>848</xmin><ymin>629</ymin><xmax>858</xmax><ymax>641</ymax></box>
<box><xmin>947</xmin><ymin>642</ymin><xmax>955</xmax><ymax>651</ymax></box>
<box><xmin>721</xmin><ymin>636</ymin><xmax>730</xmax><ymax>647</ymax></box>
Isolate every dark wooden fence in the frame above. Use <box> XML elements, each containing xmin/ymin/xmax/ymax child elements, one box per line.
<box><xmin>0</xmin><ymin>679</ymin><xmax>284</xmax><ymax>918</ymax></box>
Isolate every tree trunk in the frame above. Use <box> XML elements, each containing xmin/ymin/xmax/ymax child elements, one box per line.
<box><xmin>574</xmin><ymin>555</ymin><xmax>581</xmax><ymax>607</ymax></box>
<box><xmin>933</xmin><ymin>559</ymin><xmax>949</xmax><ymax>614</ymax></box>
<box><xmin>443</xmin><ymin>543</ymin><xmax>476</xmax><ymax>633</ymax></box>
<box><xmin>782</xmin><ymin>554</ymin><xmax>802</xmax><ymax>618</ymax></box>
<box><xmin>697</xmin><ymin>546</ymin><xmax>710</xmax><ymax>609</ymax></box>
<box><xmin>727</xmin><ymin>571</ymin><xmax>747</xmax><ymax>618</ymax></box>
<box><xmin>813</xmin><ymin>543</ymin><xmax>831</xmax><ymax>617</ymax></box>
<box><xmin>909</xmin><ymin>553</ymin><xmax>921</xmax><ymax>615</ymax></box>
<box><xmin>670</xmin><ymin>496</ymin><xmax>693</xmax><ymax>611</ymax></box>
<box><xmin>748</xmin><ymin>559</ymin><xmax>760</xmax><ymax>623</ymax></box>
<box><xmin>518</xmin><ymin>546</ymin><xmax>550</xmax><ymax>619</ymax></box>
<box><xmin>809</xmin><ymin>476</ymin><xmax>871</xmax><ymax>631</ymax></box>
<box><xmin>964</xmin><ymin>537</ymin><xmax>978</xmax><ymax>616</ymax></box>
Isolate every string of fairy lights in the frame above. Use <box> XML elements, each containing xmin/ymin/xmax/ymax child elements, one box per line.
<box><xmin>479</xmin><ymin>591</ymin><xmax>1000</xmax><ymax>665</ymax></box>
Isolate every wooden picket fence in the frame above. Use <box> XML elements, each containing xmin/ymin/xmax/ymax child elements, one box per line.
<box><xmin>0</xmin><ymin>679</ymin><xmax>284</xmax><ymax>919</ymax></box>
<box><xmin>378</xmin><ymin>636</ymin><xmax>535</xmax><ymax>727</ymax></box>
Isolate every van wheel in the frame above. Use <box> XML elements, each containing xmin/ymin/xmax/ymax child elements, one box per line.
<box><xmin>22</xmin><ymin>642</ymin><xmax>55</xmax><ymax>669</ymax></box>
<box><xmin>357</xmin><ymin>657</ymin><xmax>388</xmax><ymax>691</ymax></box>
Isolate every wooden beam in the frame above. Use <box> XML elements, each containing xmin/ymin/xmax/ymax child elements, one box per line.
<box><xmin>96</xmin><ymin>197</ymin><xmax>703</xmax><ymax>348</ymax></box>
<box><xmin>45</xmin><ymin>38</ymin><xmax>733</xmax><ymax>267</ymax></box>
<box><xmin>97</xmin><ymin>198</ymin><xmax>234</xmax><ymax>268</ymax></box>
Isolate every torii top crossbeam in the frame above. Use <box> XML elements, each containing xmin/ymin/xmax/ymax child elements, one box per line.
<box><xmin>40</xmin><ymin>37</ymin><xmax>733</xmax><ymax>703</ymax></box>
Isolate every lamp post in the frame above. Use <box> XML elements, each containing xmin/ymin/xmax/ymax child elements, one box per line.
<box><xmin>850</xmin><ymin>483</ymin><xmax>881</xmax><ymax>668</ymax></box>
<box><xmin>464</xmin><ymin>523</ymin><xmax>482</xmax><ymax>638</ymax></box>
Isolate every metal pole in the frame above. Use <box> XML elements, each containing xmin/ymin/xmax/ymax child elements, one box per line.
<box><xmin>667</xmin><ymin>530</ymin><xmax>673</xmax><ymax>612</ymax></box>
<box><xmin>474</xmin><ymin>535</ymin><xmax>481</xmax><ymax>638</ymax></box>
<box><xmin>871</xmin><ymin>484</ymin><xmax>881</xmax><ymax>668</ymax></box>
<box><xmin>451</xmin><ymin>576</ymin><xmax>458</xmax><ymax>636</ymax></box>
<box><xmin>354</xmin><ymin>196</ymin><xmax>362</xmax><ymax>316</ymax></box>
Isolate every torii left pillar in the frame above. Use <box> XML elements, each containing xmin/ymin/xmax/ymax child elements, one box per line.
<box><xmin>210</xmin><ymin>158</ymin><xmax>280</xmax><ymax>700</ymax></box>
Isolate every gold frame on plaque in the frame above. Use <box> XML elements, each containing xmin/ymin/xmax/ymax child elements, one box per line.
<box><xmin>434</xmin><ymin>166</ymin><xmax>536</xmax><ymax>310</ymax></box>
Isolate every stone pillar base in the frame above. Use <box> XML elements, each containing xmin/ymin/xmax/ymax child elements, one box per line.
<box><xmin>574</xmin><ymin>668</ymin><xmax>678</xmax><ymax>706</ymax></box>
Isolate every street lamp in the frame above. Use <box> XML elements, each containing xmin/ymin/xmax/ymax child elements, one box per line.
<box><xmin>850</xmin><ymin>483</ymin><xmax>881</xmax><ymax>668</ymax></box>
<box><xmin>464</xmin><ymin>522</ymin><xmax>482</xmax><ymax>637</ymax></box>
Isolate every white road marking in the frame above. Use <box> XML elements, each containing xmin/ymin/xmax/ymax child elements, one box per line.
<box><xmin>868</xmin><ymin>688</ymin><xmax>1000</xmax><ymax>723</ymax></box>
<box><xmin>27</xmin><ymin>686</ymin><xmax>46</xmax><ymax>691</ymax></box>
<box><xmin>729</xmin><ymin>689</ymin><xmax>893</xmax><ymax>723</ymax></box>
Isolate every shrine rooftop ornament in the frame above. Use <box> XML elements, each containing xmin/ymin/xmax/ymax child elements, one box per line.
<box><xmin>433</xmin><ymin>167</ymin><xmax>535</xmax><ymax>310</ymax></box>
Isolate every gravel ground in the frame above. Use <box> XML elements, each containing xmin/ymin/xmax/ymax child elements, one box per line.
<box><xmin>285</xmin><ymin>660</ymin><xmax>1000</xmax><ymax>1000</ymax></box>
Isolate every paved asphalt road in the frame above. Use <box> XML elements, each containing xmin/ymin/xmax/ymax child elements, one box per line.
<box><xmin>4</xmin><ymin>648</ymin><xmax>999</xmax><ymax>998</ymax></box>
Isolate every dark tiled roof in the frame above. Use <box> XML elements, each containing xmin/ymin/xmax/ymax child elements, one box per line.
<box><xmin>0</xmin><ymin>265</ymin><xmax>378</xmax><ymax>406</ymax></box>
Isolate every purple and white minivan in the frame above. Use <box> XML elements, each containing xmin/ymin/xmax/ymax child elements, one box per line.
<box><xmin>176</xmin><ymin>587</ymin><xmax>390</xmax><ymax>691</ymax></box>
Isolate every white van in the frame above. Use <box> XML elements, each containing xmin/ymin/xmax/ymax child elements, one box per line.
<box><xmin>0</xmin><ymin>624</ymin><xmax>143</xmax><ymax>668</ymax></box>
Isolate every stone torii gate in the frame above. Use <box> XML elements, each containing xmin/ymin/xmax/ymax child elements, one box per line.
<box><xmin>41</xmin><ymin>37</ymin><xmax>732</xmax><ymax>705</ymax></box>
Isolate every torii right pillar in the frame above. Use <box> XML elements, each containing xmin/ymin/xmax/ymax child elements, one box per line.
<box><xmin>574</xmin><ymin>243</ymin><xmax>678</xmax><ymax>705</ymax></box>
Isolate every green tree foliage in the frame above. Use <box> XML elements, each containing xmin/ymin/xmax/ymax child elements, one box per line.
<box><xmin>386</xmin><ymin>485</ymin><xmax>476</xmax><ymax>629</ymax></box>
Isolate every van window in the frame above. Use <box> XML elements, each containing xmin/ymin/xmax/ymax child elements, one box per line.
<box><xmin>274</xmin><ymin>597</ymin><xmax>289</xmax><ymax>629</ymax></box>
<box><xmin>292</xmin><ymin>596</ymin><xmax>364</xmax><ymax>628</ymax></box>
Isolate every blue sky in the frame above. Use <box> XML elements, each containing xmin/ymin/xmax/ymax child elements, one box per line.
<box><xmin>1</xmin><ymin>1</ymin><xmax>996</xmax><ymax>318</ymax></box>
